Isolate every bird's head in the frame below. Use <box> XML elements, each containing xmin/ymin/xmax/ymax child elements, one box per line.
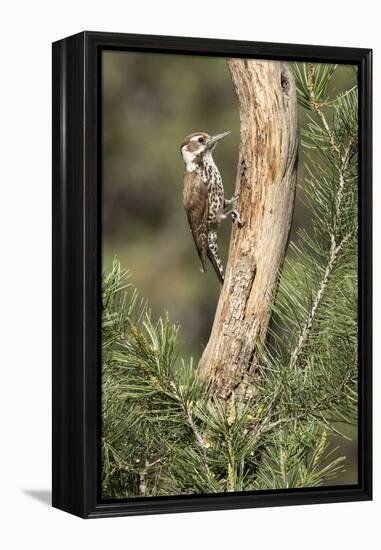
<box><xmin>180</xmin><ymin>131</ymin><xmax>231</xmax><ymax>172</ymax></box>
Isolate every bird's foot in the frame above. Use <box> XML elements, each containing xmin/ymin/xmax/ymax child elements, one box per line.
<box><xmin>231</xmin><ymin>209</ymin><xmax>245</xmax><ymax>228</ymax></box>
<box><xmin>224</xmin><ymin>194</ymin><xmax>239</xmax><ymax>208</ymax></box>
<box><xmin>223</xmin><ymin>195</ymin><xmax>244</xmax><ymax>227</ymax></box>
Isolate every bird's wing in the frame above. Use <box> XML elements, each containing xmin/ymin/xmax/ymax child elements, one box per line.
<box><xmin>183</xmin><ymin>171</ymin><xmax>209</xmax><ymax>272</ymax></box>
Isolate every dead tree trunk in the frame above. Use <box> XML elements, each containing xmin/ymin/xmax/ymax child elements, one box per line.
<box><xmin>199</xmin><ymin>59</ymin><xmax>298</xmax><ymax>399</ymax></box>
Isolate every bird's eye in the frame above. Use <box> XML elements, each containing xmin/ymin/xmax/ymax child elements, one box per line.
<box><xmin>198</xmin><ymin>137</ymin><xmax>204</xmax><ymax>143</ymax></box>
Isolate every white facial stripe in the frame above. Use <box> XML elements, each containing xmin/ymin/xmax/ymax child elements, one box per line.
<box><xmin>181</xmin><ymin>146</ymin><xmax>197</xmax><ymax>172</ymax></box>
<box><xmin>190</xmin><ymin>135</ymin><xmax>203</xmax><ymax>142</ymax></box>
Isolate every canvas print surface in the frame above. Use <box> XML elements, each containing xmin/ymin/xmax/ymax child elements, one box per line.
<box><xmin>101</xmin><ymin>51</ymin><xmax>358</xmax><ymax>499</ymax></box>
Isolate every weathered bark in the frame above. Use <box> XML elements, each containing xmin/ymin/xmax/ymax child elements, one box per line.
<box><xmin>199</xmin><ymin>59</ymin><xmax>298</xmax><ymax>399</ymax></box>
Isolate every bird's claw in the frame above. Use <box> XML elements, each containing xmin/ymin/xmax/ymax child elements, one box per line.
<box><xmin>224</xmin><ymin>195</ymin><xmax>244</xmax><ymax>227</ymax></box>
<box><xmin>231</xmin><ymin>195</ymin><xmax>243</xmax><ymax>226</ymax></box>
<box><xmin>231</xmin><ymin>208</ymin><xmax>245</xmax><ymax>228</ymax></box>
<box><xmin>230</xmin><ymin>194</ymin><xmax>239</xmax><ymax>208</ymax></box>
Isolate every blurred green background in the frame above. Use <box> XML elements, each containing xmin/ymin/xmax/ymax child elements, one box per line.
<box><xmin>102</xmin><ymin>51</ymin><xmax>357</xmax><ymax>485</ymax></box>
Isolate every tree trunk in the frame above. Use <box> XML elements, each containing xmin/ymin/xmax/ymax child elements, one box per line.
<box><xmin>199</xmin><ymin>59</ymin><xmax>298</xmax><ymax>399</ymax></box>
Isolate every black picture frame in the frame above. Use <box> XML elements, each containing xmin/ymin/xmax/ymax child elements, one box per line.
<box><xmin>52</xmin><ymin>31</ymin><xmax>372</xmax><ymax>519</ymax></box>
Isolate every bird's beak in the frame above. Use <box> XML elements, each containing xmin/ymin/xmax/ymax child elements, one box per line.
<box><xmin>206</xmin><ymin>131</ymin><xmax>231</xmax><ymax>149</ymax></box>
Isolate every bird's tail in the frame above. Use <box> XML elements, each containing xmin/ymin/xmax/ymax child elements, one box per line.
<box><xmin>207</xmin><ymin>231</ymin><xmax>224</xmax><ymax>284</ymax></box>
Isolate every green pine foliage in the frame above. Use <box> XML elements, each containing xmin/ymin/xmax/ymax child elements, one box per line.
<box><xmin>102</xmin><ymin>63</ymin><xmax>358</xmax><ymax>499</ymax></box>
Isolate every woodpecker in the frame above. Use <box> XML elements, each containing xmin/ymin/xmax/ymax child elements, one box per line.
<box><xmin>180</xmin><ymin>131</ymin><xmax>243</xmax><ymax>284</ymax></box>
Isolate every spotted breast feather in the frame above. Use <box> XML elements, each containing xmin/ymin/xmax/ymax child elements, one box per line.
<box><xmin>183</xmin><ymin>171</ymin><xmax>209</xmax><ymax>272</ymax></box>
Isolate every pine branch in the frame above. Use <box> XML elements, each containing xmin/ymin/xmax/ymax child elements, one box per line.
<box><xmin>288</xmin><ymin>73</ymin><xmax>358</xmax><ymax>371</ymax></box>
<box><xmin>289</xmin><ymin>227</ymin><xmax>354</xmax><ymax>371</ymax></box>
